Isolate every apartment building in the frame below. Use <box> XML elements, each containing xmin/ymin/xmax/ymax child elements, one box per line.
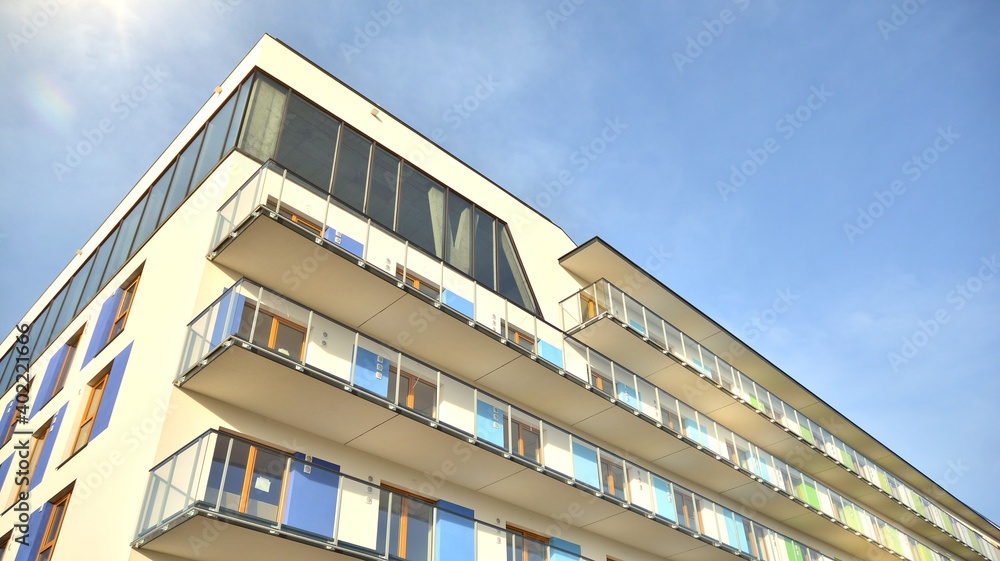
<box><xmin>0</xmin><ymin>34</ymin><xmax>996</xmax><ymax>561</ymax></box>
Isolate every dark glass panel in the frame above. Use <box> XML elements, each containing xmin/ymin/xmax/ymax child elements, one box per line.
<box><xmin>159</xmin><ymin>129</ymin><xmax>205</xmax><ymax>225</ymax></box>
<box><xmin>446</xmin><ymin>191</ymin><xmax>472</xmax><ymax>274</ymax></box>
<box><xmin>76</xmin><ymin>228</ymin><xmax>119</xmax><ymax>315</ymax></box>
<box><xmin>55</xmin><ymin>257</ymin><xmax>93</xmax><ymax>332</ymax></box>
<box><xmin>223</xmin><ymin>77</ymin><xmax>253</xmax><ymax>152</ymax></box>
<box><xmin>103</xmin><ymin>194</ymin><xmax>147</xmax><ymax>287</ymax></box>
<box><xmin>331</xmin><ymin>127</ymin><xmax>371</xmax><ymax>211</ymax></box>
<box><xmin>239</xmin><ymin>75</ymin><xmax>288</xmax><ymax>162</ymax></box>
<box><xmin>366</xmin><ymin>146</ymin><xmax>399</xmax><ymax>228</ymax></box>
<box><xmin>132</xmin><ymin>163</ymin><xmax>174</xmax><ymax>250</ymax></box>
<box><xmin>190</xmin><ymin>93</ymin><xmax>238</xmax><ymax>188</ymax></box>
<box><xmin>275</xmin><ymin>93</ymin><xmax>340</xmax><ymax>192</ymax></box>
<box><xmin>496</xmin><ymin>225</ymin><xmax>536</xmax><ymax>312</ymax></box>
<box><xmin>397</xmin><ymin>164</ymin><xmax>445</xmax><ymax>258</ymax></box>
<box><xmin>473</xmin><ymin>209</ymin><xmax>495</xmax><ymax>288</ymax></box>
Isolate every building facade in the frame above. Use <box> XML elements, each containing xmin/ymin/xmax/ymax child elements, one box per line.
<box><xmin>0</xmin><ymin>35</ymin><xmax>996</xmax><ymax>561</ymax></box>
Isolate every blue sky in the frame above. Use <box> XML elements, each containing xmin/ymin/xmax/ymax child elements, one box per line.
<box><xmin>1</xmin><ymin>0</ymin><xmax>997</xmax><ymax>529</ymax></box>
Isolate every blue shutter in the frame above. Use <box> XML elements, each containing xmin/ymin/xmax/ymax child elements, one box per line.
<box><xmin>615</xmin><ymin>381</ymin><xmax>637</xmax><ymax>406</ymax></box>
<box><xmin>29</xmin><ymin>403</ymin><xmax>67</xmax><ymax>491</ymax></box>
<box><xmin>210</xmin><ymin>290</ymin><xmax>245</xmax><ymax>347</ymax></box>
<box><xmin>82</xmin><ymin>288</ymin><xmax>124</xmax><ymax>368</ymax></box>
<box><xmin>550</xmin><ymin>537</ymin><xmax>583</xmax><ymax>561</ymax></box>
<box><xmin>29</xmin><ymin>345</ymin><xmax>69</xmax><ymax>419</ymax></box>
<box><xmin>475</xmin><ymin>400</ymin><xmax>505</xmax><ymax>447</ymax></box>
<box><xmin>0</xmin><ymin>400</ymin><xmax>15</xmax><ymax>439</ymax></box>
<box><xmin>282</xmin><ymin>453</ymin><xmax>341</xmax><ymax>538</ymax></box>
<box><xmin>91</xmin><ymin>343</ymin><xmax>132</xmax><ymax>440</ymax></box>
<box><xmin>441</xmin><ymin>290</ymin><xmax>474</xmax><ymax>319</ymax></box>
<box><xmin>353</xmin><ymin>347</ymin><xmax>389</xmax><ymax>397</ymax></box>
<box><xmin>434</xmin><ymin>501</ymin><xmax>474</xmax><ymax>561</ymax></box>
<box><xmin>0</xmin><ymin>454</ymin><xmax>11</xmax><ymax>485</ymax></box>
<box><xmin>13</xmin><ymin>503</ymin><xmax>52</xmax><ymax>561</ymax></box>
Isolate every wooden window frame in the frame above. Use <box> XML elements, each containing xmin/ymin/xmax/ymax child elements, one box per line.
<box><xmin>72</xmin><ymin>370</ymin><xmax>109</xmax><ymax>454</ymax></box>
<box><xmin>395</xmin><ymin>265</ymin><xmax>440</xmax><ymax>298</ymax></box>
<box><xmin>12</xmin><ymin>421</ymin><xmax>49</xmax><ymax>506</ymax></box>
<box><xmin>590</xmin><ymin>367</ymin><xmax>612</xmax><ymax>394</ymax></box>
<box><xmin>241</xmin><ymin>303</ymin><xmax>307</xmax><ymax>360</ymax></box>
<box><xmin>580</xmin><ymin>292</ymin><xmax>597</xmax><ymax>321</ymax></box>
<box><xmin>382</xmin><ymin>484</ymin><xmax>436</xmax><ymax>559</ymax></box>
<box><xmin>392</xmin><ymin>366</ymin><xmax>436</xmax><ymax>415</ymax></box>
<box><xmin>600</xmin><ymin>456</ymin><xmax>625</xmax><ymax>499</ymax></box>
<box><xmin>109</xmin><ymin>275</ymin><xmax>141</xmax><ymax>342</ymax></box>
<box><xmin>35</xmin><ymin>492</ymin><xmax>71</xmax><ymax>561</ymax></box>
<box><xmin>510</xmin><ymin>418</ymin><xmax>541</xmax><ymax>463</ymax></box>
<box><xmin>507</xmin><ymin>524</ymin><xmax>548</xmax><ymax>561</ymax></box>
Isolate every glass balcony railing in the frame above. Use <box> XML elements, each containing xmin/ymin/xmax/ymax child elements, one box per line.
<box><xmin>561</xmin><ymin>279</ymin><xmax>998</xmax><ymax>561</ymax></box>
<box><xmin>177</xmin><ymin>279</ymin><xmax>837</xmax><ymax>561</ymax></box>
<box><xmin>134</xmin><ymin>430</ymin><xmax>592</xmax><ymax>561</ymax></box>
<box><xmin>210</xmin><ymin>160</ymin><xmax>563</xmax><ymax>365</ymax></box>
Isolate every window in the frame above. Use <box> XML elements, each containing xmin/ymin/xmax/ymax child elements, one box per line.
<box><xmin>390</xmin><ymin>366</ymin><xmax>436</xmax><ymax>418</ymax></box>
<box><xmin>274</xmin><ymin>92</ymin><xmax>339</xmax><ymax>192</ymax></box>
<box><xmin>579</xmin><ymin>292</ymin><xmax>597</xmax><ymax>322</ymax></box>
<box><xmin>674</xmin><ymin>488</ymin><xmax>697</xmax><ymax>531</ymax></box>
<box><xmin>366</xmin><ymin>146</ymin><xmax>399</xmax><ymax>228</ymax></box>
<box><xmin>109</xmin><ymin>274</ymin><xmax>140</xmax><ymax>342</ymax></box>
<box><xmin>207</xmin><ymin>435</ymin><xmax>286</xmax><ymax>522</ymax></box>
<box><xmin>600</xmin><ymin>455</ymin><xmax>626</xmax><ymax>500</ymax></box>
<box><xmin>50</xmin><ymin>336</ymin><xmax>78</xmax><ymax>401</ymax></box>
<box><xmin>382</xmin><ymin>485</ymin><xmax>434</xmax><ymax>561</ymax></box>
<box><xmin>398</xmin><ymin>164</ymin><xmax>446</xmax><ymax>259</ymax></box>
<box><xmin>510</xmin><ymin>418</ymin><xmax>541</xmax><ymax>463</ymax></box>
<box><xmin>267</xmin><ymin>197</ymin><xmax>323</xmax><ymax>236</ymax></box>
<box><xmin>14</xmin><ymin>421</ymin><xmax>50</xmax><ymax>504</ymax></box>
<box><xmin>446</xmin><ymin>191</ymin><xmax>473</xmax><ymax>274</ymax></box>
<box><xmin>497</xmin><ymin>224</ymin><xmax>536</xmax><ymax>313</ymax></box>
<box><xmin>472</xmin><ymin>209</ymin><xmax>495</xmax><ymax>289</ymax></box>
<box><xmin>396</xmin><ymin>266</ymin><xmax>440</xmax><ymax>299</ymax></box>
<box><xmin>590</xmin><ymin>365</ymin><xmax>612</xmax><ymax>396</ymax></box>
<box><xmin>36</xmin><ymin>493</ymin><xmax>70</xmax><ymax>561</ymax></box>
<box><xmin>502</xmin><ymin>322</ymin><xmax>535</xmax><ymax>353</ymax></box>
<box><xmin>507</xmin><ymin>525</ymin><xmax>546</xmax><ymax>561</ymax></box>
<box><xmin>72</xmin><ymin>370</ymin><xmax>109</xmax><ymax>453</ymax></box>
<box><xmin>331</xmin><ymin>127</ymin><xmax>372</xmax><ymax>211</ymax></box>
<box><xmin>237</xmin><ymin>303</ymin><xmax>306</xmax><ymax>361</ymax></box>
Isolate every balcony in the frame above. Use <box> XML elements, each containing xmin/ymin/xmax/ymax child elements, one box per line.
<box><xmin>133</xmin><ymin>430</ymin><xmax>600</xmax><ymax>561</ymax></box>
<box><xmin>174</xmin><ymin>280</ymin><xmax>834</xmax><ymax>561</ymax></box>
<box><xmin>561</xmin><ymin>280</ymin><xmax>983</xmax><ymax>561</ymax></box>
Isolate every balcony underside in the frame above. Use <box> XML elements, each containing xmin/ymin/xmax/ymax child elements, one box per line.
<box><xmin>137</xmin><ymin>509</ymin><xmax>363</xmax><ymax>561</ymax></box>
<box><xmin>179</xmin><ymin>342</ymin><xmax>744</xmax><ymax>560</ymax></box>
<box><xmin>571</xmin><ymin>317</ymin><xmax>983</xmax><ymax>561</ymax></box>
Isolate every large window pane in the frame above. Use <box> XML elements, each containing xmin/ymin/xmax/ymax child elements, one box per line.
<box><xmin>397</xmin><ymin>164</ymin><xmax>445</xmax><ymax>258</ymax></box>
<box><xmin>367</xmin><ymin>146</ymin><xmax>398</xmax><ymax>228</ymax></box>
<box><xmin>446</xmin><ymin>191</ymin><xmax>472</xmax><ymax>274</ymax></box>
<box><xmin>240</xmin><ymin>75</ymin><xmax>288</xmax><ymax>162</ymax></box>
<box><xmin>275</xmin><ymin>93</ymin><xmax>339</xmax><ymax>192</ymax></box>
<box><xmin>54</xmin><ymin>258</ymin><xmax>93</xmax><ymax>333</ymax></box>
<box><xmin>103</xmin><ymin>194</ymin><xmax>147</xmax><ymax>287</ymax></box>
<box><xmin>190</xmin><ymin>93</ymin><xmax>238</xmax><ymax>188</ymax></box>
<box><xmin>224</xmin><ymin>77</ymin><xmax>252</xmax><ymax>152</ymax></box>
<box><xmin>132</xmin><ymin>163</ymin><xmax>174</xmax><ymax>249</ymax></box>
<box><xmin>331</xmin><ymin>127</ymin><xmax>371</xmax><ymax>211</ymax></box>
<box><xmin>76</xmin><ymin>229</ymin><xmax>119</xmax><ymax>315</ymax></box>
<box><xmin>159</xmin><ymin>129</ymin><xmax>205</xmax><ymax>224</ymax></box>
<box><xmin>35</xmin><ymin>285</ymin><xmax>69</xmax><ymax>353</ymax></box>
<box><xmin>473</xmin><ymin>209</ymin><xmax>494</xmax><ymax>288</ymax></box>
<box><xmin>497</xmin><ymin>225</ymin><xmax>536</xmax><ymax>312</ymax></box>
<box><xmin>26</xmin><ymin>304</ymin><xmax>52</xmax><ymax>360</ymax></box>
